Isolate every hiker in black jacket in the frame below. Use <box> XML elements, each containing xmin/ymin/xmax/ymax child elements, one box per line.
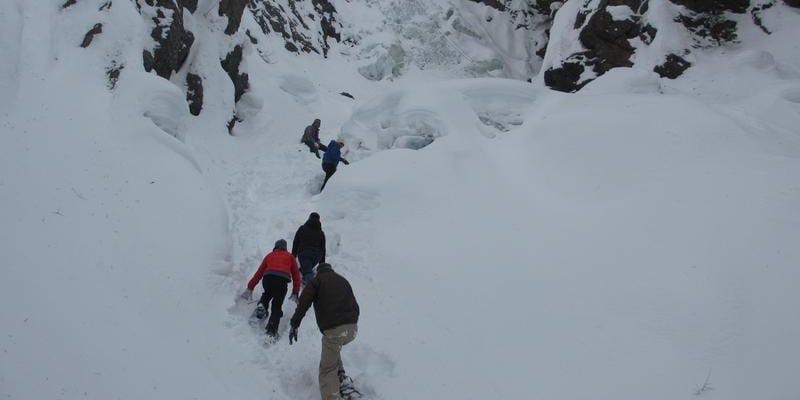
<box><xmin>292</xmin><ymin>212</ymin><xmax>326</xmax><ymax>286</ymax></box>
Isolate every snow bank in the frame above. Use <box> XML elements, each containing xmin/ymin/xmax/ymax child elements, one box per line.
<box><xmin>340</xmin><ymin>78</ymin><xmax>537</xmax><ymax>156</ymax></box>
<box><xmin>0</xmin><ymin>3</ymin><xmax>232</xmax><ymax>399</ymax></box>
<box><xmin>320</xmin><ymin>73</ymin><xmax>800</xmax><ymax>399</ymax></box>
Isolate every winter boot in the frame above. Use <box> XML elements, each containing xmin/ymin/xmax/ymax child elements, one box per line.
<box><xmin>265</xmin><ymin>318</ymin><xmax>279</xmax><ymax>338</ymax></box>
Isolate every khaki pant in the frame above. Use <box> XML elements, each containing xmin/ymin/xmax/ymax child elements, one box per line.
<box><xmin>319</xmin><ymin>323</ymin><xmax>357</xmax><ymax>400</ymax></box>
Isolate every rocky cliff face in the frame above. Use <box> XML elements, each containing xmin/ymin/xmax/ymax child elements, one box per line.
<box><xmin>468</xmin><ymin>0</ymin><xmax>792</xmax><ymax>92</ymax></box>
<box><xmin>136</xmin><ymin>0</ymin><xmax>195</xmax><ymax>80</ymax></box>
<box><xmin>74</xmin><ymin>0</ymin><xmax>794</xmax><ymax>123</ymax></box>
<box><xmin>248</xmin><ymin>0</ymin><xmax>341</xmax><ymax>56</ymax></box>
<box><xmin>76</xmin><ymin>0</ymin><xmax>341</xmax><ymax>133</ymax></box>
<box><xmin>541</xmin><ymin>0</ymin><xmax>789</xmax><ymax>92</ymax></box>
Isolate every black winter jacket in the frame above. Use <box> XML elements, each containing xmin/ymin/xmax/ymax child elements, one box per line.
<box><xmin>291</xmin><ymin>218</ymin><xmax>326</xmax><ymax>260</ymax></box>
<box><xmin>290</xmin><ymin>264</ymin><xmax>359</xmax><ymax>332</ymax></box>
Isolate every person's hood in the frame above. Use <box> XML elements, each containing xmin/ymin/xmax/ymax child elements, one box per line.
<box><xmin>305</xmin><ymin>218</ymin><xmax>322</xmax><ymax>230</ymax></box>
<box><xmin>316</xmin><ymin>263</ymin><xmax>333</xmax><ymax>273</ymax></box>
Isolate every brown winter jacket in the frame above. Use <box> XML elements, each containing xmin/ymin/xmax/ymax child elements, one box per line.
<box><xmin>290</xmin><ymin>263</ymin><xmax>359</xmax><ymax>332</ymax></box>
<box><xmin>301</xmin><ymin>124</ymin><xmax>320</xmax><ymax>143</ymax></box>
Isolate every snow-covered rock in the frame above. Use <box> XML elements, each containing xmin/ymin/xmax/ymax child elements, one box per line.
<box><xmin>540</xmin><ymin>0</ymin><xmax>793</xmax><ymax>92</ymax></box>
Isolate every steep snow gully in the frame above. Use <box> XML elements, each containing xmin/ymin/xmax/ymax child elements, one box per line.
<box><xmin>2</xmin><ymin>1</ymin><xmax>800</xmax><ymax>400</ymax></box>
<box><xmin>212</xmin><ymin>78</ymin><xmax>541</xmax><ymax>400</ymax></box>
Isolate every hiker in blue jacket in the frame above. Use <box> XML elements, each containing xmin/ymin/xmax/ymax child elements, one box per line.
<box><xmin>320</xmin><ymin>138</ymin><xmax>349</xmax><ymax>192</ymax></box>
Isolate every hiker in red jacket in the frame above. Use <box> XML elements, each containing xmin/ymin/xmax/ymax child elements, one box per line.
<box><xmin>241</xmin><ymin>239</ymin><xmax>301</xmax><ymax>339</ymax></box>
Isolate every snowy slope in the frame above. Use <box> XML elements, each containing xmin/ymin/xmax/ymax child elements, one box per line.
<box><xmin>0</xmin><ymin>10</ymin><xmax>233</xmax><ymax>400</ymax></box>
<box><xmin>2</xmin><ymin>1</ymin><xmax>800</xmax><ymax>400</ymax></box>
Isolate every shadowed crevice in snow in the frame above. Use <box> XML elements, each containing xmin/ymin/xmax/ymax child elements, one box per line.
<box><xmin>80</xmin><ymin>22</ymin><xmax>103</xmax><ymax>48</ymax></box>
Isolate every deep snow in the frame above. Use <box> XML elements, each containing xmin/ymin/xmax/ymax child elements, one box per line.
<box><xmin>2</xmin><ymin>1</ymin><xmax>800</xmax><ymax>399</ymax></box>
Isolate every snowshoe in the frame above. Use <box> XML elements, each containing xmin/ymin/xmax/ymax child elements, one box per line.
<box><xmin>254</xmin><ymin>303</ymin><xmax>267</xmax><ymax>320</ymax></box>
<box><xmin>249</xmin><ymin>304</ymin><xmax>267</xmax><ymax>327</ymax></box>
<box><xmin>339</xmin><ymin>376</ymin><xmax>362</xmax><ymax>399</ymax></box>
<box><xmin>264</xmin><ymin>331</ymin><xmax>279</xmax><ymax>345</ymax></box>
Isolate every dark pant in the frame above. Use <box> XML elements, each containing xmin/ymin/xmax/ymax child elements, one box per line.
<box><xmin>320</xmin><ymin>163</ymin><xmax>337</xmax><ymax>192</ymax></box>
<box><xmin>304</xmin><ymin>141</ymin><xmax>328</xmax><ymax>158</ymax></box>
<box><xmin>298</xmin><ymin>251</ymin><xmax>323</xmax><ymax>285</ymax></box>
<box><xmin>259</xmin><ymin>274</ymin><xmax>290</xmax><ymax>335</ymax></box>
<box><xmin>304</xmin><ymin>140</ymin><xmax>320</xmax><ymax>157</ymax></box>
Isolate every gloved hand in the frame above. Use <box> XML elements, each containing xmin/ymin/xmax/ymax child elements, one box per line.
<box><xmin>289</xmin><ymin>293</ymin><xmax>299</xmax><ymax>303</ymax></box>
<box><xmin>289</xmin><ymin>326</ymin><xmax>298</xmax><ymax>345</ymax></box>
<box><xmin>341</xmin><ymin>159</ymin><xmax>350</xmax><ymax>165</ymax></box>
<box><xmin>240</xmin><ymin>289</ymin><xmax>253</xmax><ymax>300</ymax></box>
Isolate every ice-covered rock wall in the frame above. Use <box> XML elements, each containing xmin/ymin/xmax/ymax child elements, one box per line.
<box><xmin>346</xmin><ymin>0</ymin><xmax>549</xmax><ymax>81</ymax></box>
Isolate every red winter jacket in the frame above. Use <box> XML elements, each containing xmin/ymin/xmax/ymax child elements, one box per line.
<box><xmin>246</xmin><ymin>249</ymin><xmax>301</xmax><ymax>294</ymax></box>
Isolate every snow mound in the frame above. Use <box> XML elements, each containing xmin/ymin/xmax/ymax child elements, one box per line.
<box><xmin>279</xmin><ymin>74</ymin><xmax>319</xmax><ymax>105</ymax></box>
<box><xmin>340</xmin><ymin>78</ymin><xmax>537</xmax><ymax>157</ymax></box>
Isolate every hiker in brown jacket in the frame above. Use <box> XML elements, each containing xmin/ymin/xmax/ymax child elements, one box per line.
<box><xmin>301</xmin><ymin>119</ymin><xmax>328</xmax><ymax>158</ymax></box>
<box><xmin>289</xmin><ymin>263</ymin><xmax>360</xmax><ymax>400</ymax></box>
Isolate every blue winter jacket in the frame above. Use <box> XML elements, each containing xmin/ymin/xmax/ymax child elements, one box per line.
<box><xmin>322</xmin><ymin>141</ymin><xmax>343</xmax><ymax>165</ymax></box>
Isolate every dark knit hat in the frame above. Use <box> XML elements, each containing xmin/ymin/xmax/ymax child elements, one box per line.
<box><xmin>274</xmin><ymin>239</ymin><xmax>287</xmax><ymax>250</ymax></box>
<box><xmin>309</xmin><ymin>212</ymin><xmax>320</xmax><ymax>221</ymax></box>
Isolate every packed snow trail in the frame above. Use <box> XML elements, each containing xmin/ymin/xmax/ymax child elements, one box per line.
<box><xmin>206</xmin><ymin>139</ymin><xmax>391</xmax><ymax>400</ymax></box>
<box><xmin>200</xmin><ymin>76</ymin><xmax>542</xmax><ymax>398</ymax></box>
